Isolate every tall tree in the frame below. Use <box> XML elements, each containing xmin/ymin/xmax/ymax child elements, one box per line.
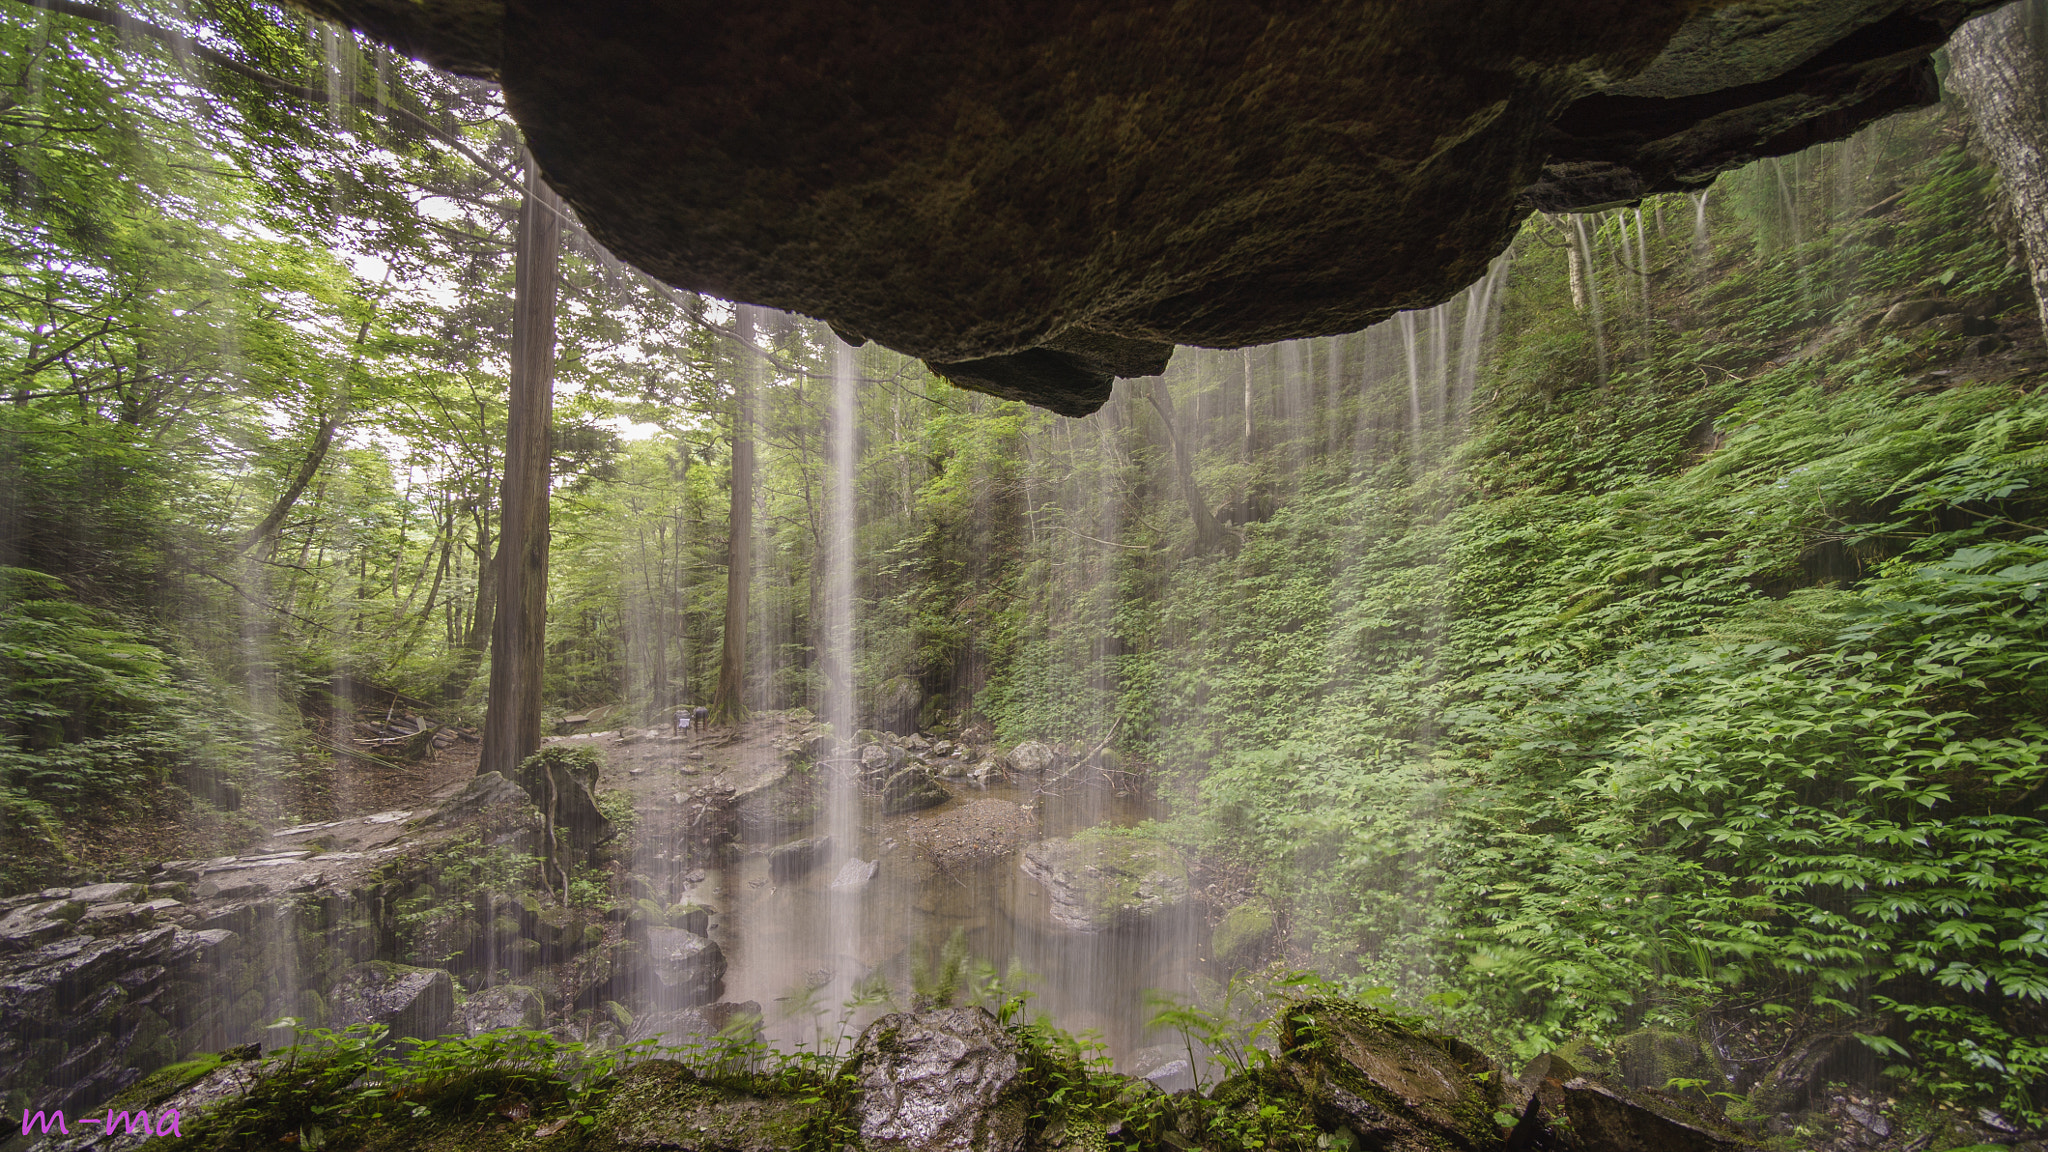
<box><xmin>1147</xmin><ymin>376</ymin><xmax>1229</xmax><ymax>553</ymax></box>
<box><xmin>711</xmin><ymin>307</ymin><xmax>759</xmax><ymax>724</ymax></box>
<box><xmin>1949</xmin><ymin>0</ymin><xmax>2048</xmax><ymax>339</ymax></box>
<box><xmin>479</xmin><ymin>155</ymin><xmax>562</xmax><ymax>778</ymax></box>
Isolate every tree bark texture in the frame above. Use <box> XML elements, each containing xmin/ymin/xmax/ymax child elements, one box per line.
<box><xmin>479</xmin><ymin>157</ymin><xmax>561</xmax><ymax>777</ymax></box>
<box><xmin>1949</xmin><ymin>0</ymin><xmax>2048</xmax><ymax>339</ymax></box>
<box><xmin>711</xmin><ymin>306</ymin><xmax>760</xmax><ymax>725</ymax></box>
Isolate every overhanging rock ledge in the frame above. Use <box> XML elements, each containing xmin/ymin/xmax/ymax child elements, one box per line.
<box><xmin>284</xmin><ymin>0</ymin><xmax>2008</xmax><ymax>415</ymax></box>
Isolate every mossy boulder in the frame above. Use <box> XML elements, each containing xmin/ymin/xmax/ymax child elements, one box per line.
<box><xmin>879</xmin><ymin>768</ymin><xmax>950</xmax><ymax>815</ymax></box>
<box><xmin>453</xmin><ymin>984</ymin><xmax>544</xmax><ymax>1035</ymax></box>
<box><xmin>1017</xmin><ymin>827</ymin><xmax>1189</xmax><ymax>934</ymax></box>
<box><xmin>1612</xmin><ymin>1028</ymin><xmax>1722</xmax><ymax>1093</ymax></box>
<box><xmin>1277</xmin><ymin>999</ymin><xmax>1506</xmax><ymax>1152</ymax></box>
<box><xmin>1211</xmin><ymin>902</ymin><xmax>1277</xmax><ymax>971</ymax></box>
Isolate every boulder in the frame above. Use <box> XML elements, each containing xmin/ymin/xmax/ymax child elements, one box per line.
<box><xmin>1879</xmin><ymin>298</ymin><xmax>1957</xmax><ymax>327</ymax></box>
<box><xmin>644</xmin><ymin>927</ymin><xmax>728</xmax><ymax>1006</ymax></box>
<box><xmin>861</xmin><ymin>742</ymin><xmax>907</xmax><ymax>781</ymax></box>
<box><xmin>1125</xmin><ymin>1044</ymin><xmax>1198</xmax><ymax>1094</ymax></box>
<box><xmin>405</xmin><ymin>911</ymin><xmax>479</xmax><ymax>967</ymax></box>
<box><xmin>628</xmin><ymin>1000</ymin><xmax>764</xmax><ymax>1046</ymax></box>
<box><xmin>846</xmin><ymin>1007</ymin><xmax>1031</xmax><ymax>1152</ymax></box>
<box><xmin>1508</xmin><ymin>1052</ymin><xmax>1758</xmax><ymax>1152</ymax></box>
<box><xmin>453</xmin><ymin>984</ymin><xmax>544</xmax><ymax>1035</ymax></box>
<box><xmin>597</xmin><ymin>1060</ymin><xmax>816</xmax><ymax>1152</ymax></box>
<box><xmin>880</xmin><ymin>768</ymin><xmax>951</xmax><ymax>815</ymax></box>
<box><xmin>830</xmin><ymin>857</ymin><xmax>880</xmax><ymax>891</ymax></box>
<box><xmin>769</xmin><ymin>835</ymin><xmax>834</xmax><ymax>883</ymax></box>
<box><xmin>1279</xmin><ymin>999</ymin><xmax>1506</xmax><ymax>1152</ymax></box>
<box><xmin>1211</xmin><ymin>902</ymin><xmax>1277</xmax><ymax>971</ymax></box>
<box><xmin>1018</xmin><ymin>830</ymin><xmax>1188</xmax><ymax>933</ymax></box>
<box><xmin>1612</xmin><ymin>1028</ymin><xmax>1722</xmax><ymax>1092</ymax></box>
<box><xmin>1005</xmin><ymin>742</ymin><xmax>1059</xmax><ymax>775</ymax></box>
<box><xmin>667</xmin><ymin>901</ymin><xmax>713</xmax><ymax>934</ymax></box>
<box><xmin>327</xmin><ymin>961</ymin><xmax>455</xmax><ymax>1042</ymax></box>
<box><xmin>732</xmin><ymin>762</ymin><xmax>819</xmax><ymax>842</ymax></box>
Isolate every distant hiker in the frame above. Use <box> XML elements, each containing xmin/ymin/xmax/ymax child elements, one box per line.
<box><xmin>692</xmin><ymin>705</ymin><xmax>710</xmax><ymax>735</ymax></box>
<box><xmin>675</xmin><ymin>709</ymin><xmax>691</xmax><ymax>736</ymax></box>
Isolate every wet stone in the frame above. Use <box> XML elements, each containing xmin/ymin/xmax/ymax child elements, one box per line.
<box><xmin>830</xmin><ymin>857</ymin><xmax>879</xmax><ymax>891</ymax></box>
<box><xmin>768</xmin><ymin>835</ymin><xmax>833</xmax><ymax>883</ymax></box>
<box><xmin>847</xmin><ymin>1006</ymin><xmax>1030</xmax><ymax>1152</ymax></box>
<box><xmin>455</xmin><ymin>984</ymin><xmax>545</xmax><ymax>1034</ymax></box>
<box><xmin>880</xmin><ymin>768</ymin><xmax>949</xmax><ymax>815</ymax></box>
<box><xmin>327</xmin><ymin>961</ymin><xmax>455</xmax><ymax>1042</ymax></box>
<box><xmin>71</xmin><ymin>883</ymin><xmax>147</xmax><ymax>904</ymax></box>
<box><xmin>644</xmin><ymin>927</ymin><xmax>727</xmax><ymax>1006</ymax></box>
<box><xmin>1282</xmin><ymin>1000</ymin><xmax>1505</xmax><ymax>1152</ymax></box>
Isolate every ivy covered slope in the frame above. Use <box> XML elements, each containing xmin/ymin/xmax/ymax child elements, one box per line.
<box><xmin>1085</xmin><ymin>115</ymin><xmax>2048</xmax><ymax>1116</ymax></box>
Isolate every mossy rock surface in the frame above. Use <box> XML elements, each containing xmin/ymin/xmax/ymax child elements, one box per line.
<box><xmin>1210</xmin><ymin>902</ymin><xmax>1277</xmax><ymax>971</ymax></box>
<box><xmin>593</xmin><ymin>1060</ymin><xmax>821</xmax><ymax>1152</ymax></box>
<box><xmin>1018</xmin><ymin>826</ymin><xmax>1189</xmax><ymax>934</ymax></box>
<box><xmin>1278</xmin><ymin>999</ymin><xmax>1505</xmax><ymax>1152</ymax></box>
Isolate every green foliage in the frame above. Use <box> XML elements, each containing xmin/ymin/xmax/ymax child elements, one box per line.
<box><xmin>910</xmin><ymin>926</ymin><xmax>972</xmax><ymax>1011</ymax></box>
<box><xmin>0</xmin><ymin>567</ymin><xmax>214</xmax><ymax>807</ymax></box>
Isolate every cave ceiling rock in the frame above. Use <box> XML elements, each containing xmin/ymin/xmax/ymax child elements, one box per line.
<box><xmin>283</xmin><ymin>0</ymin><xmax>2008</xmax><ymax>416</ymax></box>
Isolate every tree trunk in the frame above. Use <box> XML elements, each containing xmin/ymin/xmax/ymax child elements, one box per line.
<box><xmin>1147</xmin><ymin>376</ymin><xmax>1229</xmax><ymax>554</ymax></box>
<box><xmin>439</xmin><ymin>503</ymin><xmax>496</xmax><ymax>703</ymax></box>
<box><xmin>479</xmin><ymin>156</ymin><xmax>562</xmax><ymax>777</ymax></box>
<box><xmin>711</xmin><ymin>306</ymin><xmax>760</xmax><ymax>725</ymax></box>
<box><xmin>1949</xmin><ymin>0</ymin><xmax>2048</xmax><ymax>339</ymax></box>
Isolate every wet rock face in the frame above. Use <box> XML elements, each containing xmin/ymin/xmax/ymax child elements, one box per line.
<box><xmin>288</xmin><ymin>0</ymin><xmax>1997</xmax><ymax>416</ymax></box>
<box><xmin>846</xmin><ymin>1007</ymin><xmax>1031</xmax><ymax>1152</ymax></box>
<box><xmin>328</xmin><ymin>961</ymin><xmax>456</xmax><ymax>1042</ymax></box>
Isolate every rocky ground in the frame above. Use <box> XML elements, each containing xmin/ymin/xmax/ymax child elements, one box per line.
<box><xmin>1</xmin><ymin>722</ymin><xmax>2040</xmax><ymax>1152</ymax></box>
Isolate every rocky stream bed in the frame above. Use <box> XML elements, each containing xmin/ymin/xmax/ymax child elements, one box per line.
<box><xmin>1</xmin><ymin>715</ymin><xmax>2038</xmax><ymax>1152</ymax></box>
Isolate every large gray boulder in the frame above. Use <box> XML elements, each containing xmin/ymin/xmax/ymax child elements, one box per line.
<box><xmin>327</xmin><ymin>961</ymin><xmax>455</xmax><ymax>1042</ymax></box>
<box><xmin>453</xmin><ymin>984</ymin><xmax>544</xmax><ymax>1035</ymax></box>
<box><xmin>1005</xmin><ymin>742</ymin><xmax>1059</xmax><ymax>776</ymax></box>
<box><xmin>1017</xmin><ymin>830</ymin><xmax>1188</xmax><ymax>933</ymax></box>
<box><xmin>846</xmin><ymin>1007</ymin><xmax>1031</xmax><ymax>1152</ymax></box>
<box><xmin>644</xmin><ymin>927</ymin><xmax>727</xmax><ymax>1006</ymax></box>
